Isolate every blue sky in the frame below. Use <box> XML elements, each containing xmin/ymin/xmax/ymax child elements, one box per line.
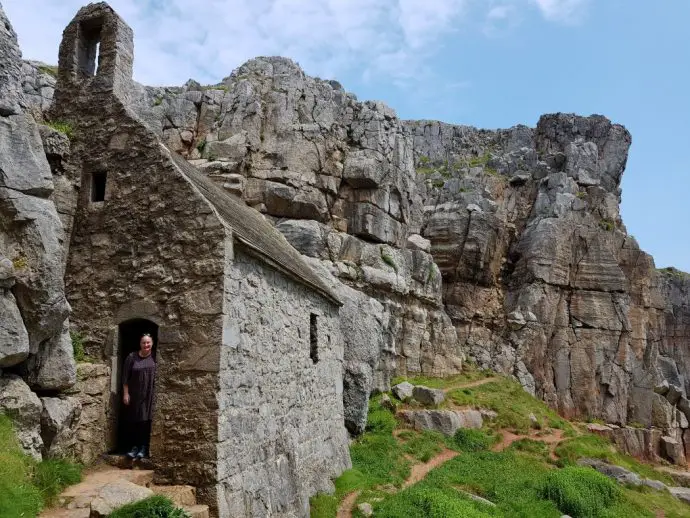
<box><xmin>4</xmin><ymin>0</ymin><xmax>689</xmax><ymax>271</ymax></box>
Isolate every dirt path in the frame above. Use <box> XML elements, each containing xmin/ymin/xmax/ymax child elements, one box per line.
<box><xmin>492</xmin><ymin>429</ymin><xmax>565</xmax><ymax>459</ymax></box>
<box><xmin>404</xmin><ymin>449</ymin><xmax>459</xmax><ymax>488</ymax></box>
<box><xmin>336</xmin><ymin>448</ymin><xmax>461</xmax><ymax>518</ymax></box>
<box><xmin>442</xmin><ymin>376</ymin><xmax>498</xmax><ymax>393</ymax></box>
<box><xmin>336</xmin><ymin>490</ymin><xmax>361</xmax><ymax>518</ymax></box>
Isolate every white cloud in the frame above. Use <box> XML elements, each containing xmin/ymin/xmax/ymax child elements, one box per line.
<box><xmin>488</xmin><ymin>5</ymin><xmax>513</xmax><ymax>20</ymax></box>
<box><xmin>531</xmin><ymin>0</ymin><xmax>588</xmax><ymax>23</ymax></box>
<box><xmin>1</xmin><ymin>0</ymin><xmax>587</xmax><ymax>89</ymax></box>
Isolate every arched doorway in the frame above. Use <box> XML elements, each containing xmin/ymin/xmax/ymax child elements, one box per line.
<box><xmin>113</xmin><ymin>318</ymin><xmax>158</xmax><ymax>454</ymax></box>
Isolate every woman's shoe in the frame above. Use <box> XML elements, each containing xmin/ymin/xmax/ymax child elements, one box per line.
<box><xmin>126</xmin><ymin>446</ymin><xmax>139</xmax><ymax>459</ymax></box>
<box><xmin>136</xmin><ymin>446</ymin><xmax>146</xmax><ymax>459</ymax></box>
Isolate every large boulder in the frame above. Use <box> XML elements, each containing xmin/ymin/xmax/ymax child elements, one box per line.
<box><xmin>412</xmin><ymin>386</ymin><xmax>445</xmax><ymax>406</ymax></box>
<box><xmin>0</xmin><ymin>289</ymin><xmax>29</xmax><ymax>367</ymax></box>
<box><xmin>0</xmin><ymin>374</ymin><xmax>43</xmax><ymax>460</ymax></box>
<box><xmin>40</xmin><ymin>396</ymin><xmax>81</xmax><ymax>457</ymax></box>
<box><xmin>400</xmin><ymin>409</ymin><xmax>483</xmax><ymax>436</ymax></box>
<box><xmin>26</xmin><ymin>322</ymin><xmax>77</xmax><ymax>390</ymax></box>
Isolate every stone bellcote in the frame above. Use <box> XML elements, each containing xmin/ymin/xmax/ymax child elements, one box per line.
<box><xmin>53</xmin><ymin>2</ymin><xmax>133</xmax><ymax>106</ymax></box>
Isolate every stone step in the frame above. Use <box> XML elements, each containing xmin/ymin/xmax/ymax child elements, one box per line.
<box><xmin>57</xmin><ymin>468</ymin><xmax>155</xmax><ymax>507</ymax></box>
<box><xmin>151</xmin><ymin>484</ymin><xmax>197</xmax><ymax>506</ymax></box>
<box><xmin>183</xmin><ymin>504</ymin><xmax>210</xmax><ymax>518</ymax></box>
<box><xmin>38</xmin><ymin>508</ymin><xmax>90</xmax><ymax>518</ymax></box>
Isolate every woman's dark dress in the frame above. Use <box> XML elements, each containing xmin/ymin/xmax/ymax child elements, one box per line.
<box><xmin>122</xmin><ymin>351</ymin><xmax>156</xmax><ymax>422</ymax></box>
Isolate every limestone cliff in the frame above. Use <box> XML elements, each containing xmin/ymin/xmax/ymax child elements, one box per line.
<box><xmin>13</xmin><ymin>41</ymin><xmax>690</xmax><ymax>453</ymax></box>
<box><xmin>0</xmin><ymin>2</ymin><xmax>76</xmax><ymax>460</ymax></box>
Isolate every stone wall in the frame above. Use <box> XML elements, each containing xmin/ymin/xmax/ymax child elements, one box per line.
<box><xmin>218</xmin><ymin>247</ymin><xmax>350</xmax><ymax>518</ymax></box>
<box><xmin>47</xmin><ymin>4</ymin><xmax>228</xmax><ymax>507</ymax></box>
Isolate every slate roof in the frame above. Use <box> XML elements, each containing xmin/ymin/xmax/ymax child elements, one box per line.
<box><xmin>166</xmin><ymin>147</ymin><xmax>342</xmax><ymax>306</ymax></box>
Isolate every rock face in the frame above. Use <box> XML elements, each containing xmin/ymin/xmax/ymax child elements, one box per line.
<box><xmin>114</xmin><ymin>56</ymin><xmax>690</xmax><ymax>445</ymax></box>
<box><xmin>40</xmin><ymin>395</ymin><xmax>81</xmax><ymax>457</ymax></box>
<box><xmin>0</xmin><ymin>2</ymin><xmax>75</xmax><ymax>444</ymax></box>
<box><xmin>0</xmin><ymin>2</ymin><xmax>75</xmax><ymax>390</ymax></box>
<box><xmin>0</xmin><ymin>374</ymin><xmax>43</xmax><ymax>459</ymax></box>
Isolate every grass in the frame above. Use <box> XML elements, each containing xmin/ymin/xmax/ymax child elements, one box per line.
<box><xmin>0</xmin><ymin>415</ymin><xmax>83</xmax><ymax>517</ymax></box>
<box><xmin>70</xmin><ymin>331</ymin><xmax>85</xmax><ymax>362</ymax></box>
<box><xmin>37</xmin><ymin>64</ymin><xmax>58</xmax><ymax>77</ymax></box>
<box><xmin>109</xmin><ymin>495</ymin><xmax>191</xmax><ymax>518</ymax></box>
<box><xmin>448</xmin><ymin>377</ymin><xmax>575</xmax><ymax>435</ymax></box>
<box><xmin>374</xmin><ymin>484</ymin><xmax>496</xmax><ymax>518</ymax></box>
<box><xmin>44</xmin><ymin>120</ymin><xmax>74</xmax><ymax>139</ymax></box>
<box><xmin>0</xmin><ymin>415</ymin><xmax>43</xmax><ymax>517</ymax></box>
<box><xmin>34</xmin><ymin>459</ymin><xmax>82</xmax><ymax>506</ymax></box>
<box><xmin>452</xmin><ymin>429</ymin><xmax>498</xmax><ymax>452</ymax></box>
<box><xmin>312</xmin><ymin>373</ymin><xmax>690</xmax><ymax>518</ymax></box>
<box><xmin>380</xmin><ymin>248</ymin><xmax>399</xmax><ymax>273</ymax></box>
<box><xmin>391</xmin><ymin>365</ymin><xmax>492</xmax><ymax>391</ymax></box>
<box><xmin>541</xmin><ymin>466</ymin><xmax>620</xmax><ymax>517</ymax></box>
<box><xmin>507</xmin><ymin>438</ymin><xmax>551</xmax><ymax>461</ymax></box>
<box><xmin>311</xmin><ymin>398</ymin><xmax>410</xmax><ymax>518</ymax></box>
<box><xmin>398</xmin><ymin>430</ymin><xmax>446</xmax><ymax>462</ymax></box>
<box><xmin>554</xmin><ymin>434</ymin><xmax>673</xmax><ymax>484</ymax></box>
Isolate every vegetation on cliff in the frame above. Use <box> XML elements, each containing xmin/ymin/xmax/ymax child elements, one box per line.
<box><xmin>311</xmin><ymin>371</ymin><xmax>690</xmax><ymax>518</ymax></box>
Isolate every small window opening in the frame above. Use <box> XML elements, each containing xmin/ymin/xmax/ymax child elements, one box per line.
<box><xmin>310</xmin><ymin>313</ymin><xmax>319</xmax><ymax>364</ymax></box>
<box><xmin>78</xmin><ymin>19</ymin><xmax>103</xmax><ymax>77</ymax></box>
<box><xmin>91</xmin><ymin>172</ymin><xmax>107</xmax><ymax>202</ymax></box>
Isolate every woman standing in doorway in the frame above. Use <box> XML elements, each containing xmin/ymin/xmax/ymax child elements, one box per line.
<box><xmin>122</xmin><ymin>333</ymin><xmax>156</xmax><ymax>459</ymax></box>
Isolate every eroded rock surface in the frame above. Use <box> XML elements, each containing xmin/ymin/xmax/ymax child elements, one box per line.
<box><xmin>0</xmin><ymin>3</ymin><xmax>75</xmax><ymax>396</ymax></box>
<box><xmin>103</xmin><ymin>56</ymin><xmax>690</xmax><ymax>445</ymax></box>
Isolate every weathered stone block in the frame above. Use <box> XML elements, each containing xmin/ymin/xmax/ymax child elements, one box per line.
<box><xmin>412</xmin><ymin>386</ymin><xmax>445</xmax><ymax>406</ymax></box>
<box><xmin>0</xmin><ymin>374</ymin><xmax>43</xmax><ymax>460</ymax></box>
<box><xmin>0</xmin><ymin>290</ymin><xmax>29</xmax><ymax>367</ymax></box>
<box><xmin>400</xmin><ymin>409</ymin><xmax>482</xmax><ymax>436</ymax></box>
<box><xmin>392</xmin><ymin>382</ymin><xmax>414</xmax><ymax>402</ymax></box>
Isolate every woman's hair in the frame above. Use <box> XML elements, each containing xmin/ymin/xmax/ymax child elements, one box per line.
<box><xmin>141</xmin><ymin>333</ymin><xmax>152</xmax><ymax>338</ymax></box>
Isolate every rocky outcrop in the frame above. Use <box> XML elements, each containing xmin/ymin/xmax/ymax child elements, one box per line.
<box><xmin>95</xmin><ymin>56</ymin><xmax>689</xmax><ymax>443</ymax></box>
<box><xmin>0</xmin><ymin>3</ymin><xmax>75</xmax><ymax>459</ymax></box>
<box><xmin>0</xmin><ymin>374</ymin><xmax>43</xmax><ymax>459</ymax></box>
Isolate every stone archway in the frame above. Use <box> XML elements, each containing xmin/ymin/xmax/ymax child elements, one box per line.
<box><xmin>111</xmin><ymin>318</ymin><xmax>158</xmax><ymax>453</ymax></box>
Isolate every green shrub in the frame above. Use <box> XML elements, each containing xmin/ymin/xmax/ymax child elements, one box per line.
<box><xmin>44</xmin><ymin>120</ymin><xmax>74</xmax><ymax>139</ymax></box>
<box><xmin>109</xmin><ymin>495</ymin><xmax>191</xmax><ymax>518</ymax></box>
<box><xmin>34</xmin><ymin>458</ymin><xmax>82</xmax><ymax>506</ymax></box>
<box><xmin>374</xmin><ymin>484</ymin><xmax>495</xmax><ymax>518</ymax></box>
<box><xmin>452</xmin><ymin>429</ymin><xmax>497</xmax><ymax>452</ymax></box>
<box><xmin>448</xmin><ymin>377</ymin><xmax>574</xmax><ymax>435</ymax></box>
<box><xmin>400</xmin><ymin>430</ymin><xmax>445</xmax><ymax>462</ymax></box>
<box><xmin>599</xmin><ymin>219</ymin><xmax>615</xmax><ymax>232</ymax></box>
<box><xmin>541</xmin><ymin>466</ymin><xmax>620</xmax><ymax>517</ymax></box>
<box><xmin>554</xmin><ymin>435</ymin><xmax>672</xmax><ymax>484</ymax></box>
<box><xmin>508</xmin><ymin>438</ymin><xmax>550</xmax><ymax>460</ymax></box>
<box><xmin>70</xmin><ymin>331</ymin><xmax>86</xmax><ymax>362</ymax></box>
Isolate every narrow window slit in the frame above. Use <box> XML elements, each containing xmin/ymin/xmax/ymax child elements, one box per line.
<box><xmin>310</xmin><ymin>313</ymin><xmax>319</xmax><ymax>364</ymax></box>
<box><xmin>91</xmin><ymin>171</ymin><xmax>107</xmax><ymax>202</ymax></box>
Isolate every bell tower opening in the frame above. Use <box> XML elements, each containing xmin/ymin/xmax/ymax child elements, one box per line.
<box><xmin>77</xmin><ymin>17</ymin><xmax>104</xmax><ymax>77</ymax></box>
